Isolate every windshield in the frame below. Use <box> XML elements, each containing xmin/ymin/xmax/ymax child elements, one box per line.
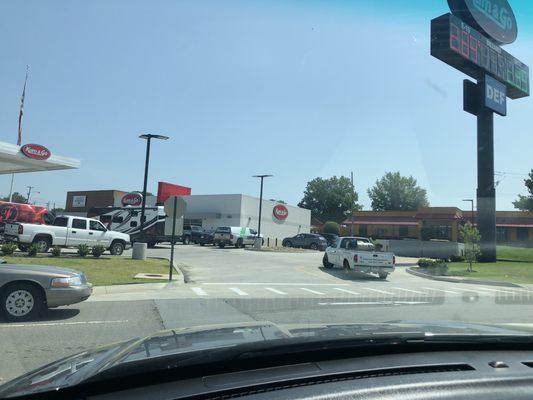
<box><xmin>1</xmin><ymin>0</ymin><xmax>532</xmax><ymax>394</ymax></box>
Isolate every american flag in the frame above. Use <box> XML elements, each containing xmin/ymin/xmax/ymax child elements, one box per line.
<box><xmin>17</xmin><ymin>67</ymin><xmax>29</xmax><ymax>146</ymax></box>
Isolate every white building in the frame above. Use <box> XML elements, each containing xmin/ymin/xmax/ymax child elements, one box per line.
<box><xmin>182</xmin><ymin>194</ymin><xmax>311</xmax><ymax>244</ymax></box>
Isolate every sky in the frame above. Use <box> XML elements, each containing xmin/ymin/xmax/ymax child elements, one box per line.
<box><xmin>0</xmin><ymin>0</ymin><xmax>532</xmax><ymax>210</ymax></box>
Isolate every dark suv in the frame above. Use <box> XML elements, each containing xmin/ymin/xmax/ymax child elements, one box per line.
<box><xmin>282</xmin><ymin>233</ymin><xmax>328</xmax><ymax>251</ymax></box>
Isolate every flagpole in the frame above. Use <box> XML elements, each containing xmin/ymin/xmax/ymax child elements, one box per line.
<box><xmin>8</xmin><ymin>66</ymin><xmax>29</xmax><ymax>203</ymax></box>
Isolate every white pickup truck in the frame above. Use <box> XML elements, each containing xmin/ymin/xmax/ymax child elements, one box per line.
<box><xmin>4</xmin><ymin>215</ymin><xmax>131</xmax><ymax>255</ymax></box>
<box><xmin>322</xmin><ymin>236</ymin><xmax>395</xmax><ymax>280</ymax></box>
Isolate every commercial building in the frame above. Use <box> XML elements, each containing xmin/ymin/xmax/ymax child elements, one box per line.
<box><xmin>342</xmin><ymin>207</ymin><xmax>533</xmax><ymax>246</ymax></box>
<box><xmin>182</xmin><ymin>194</ymin><xmax>311</xmax><ymax>244</ymax></box>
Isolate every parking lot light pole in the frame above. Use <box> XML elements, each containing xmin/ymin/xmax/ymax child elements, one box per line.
<box><xmin>139</xmin><ymin>134</ymin><xmax>169</xmax><ymax>241</ymax></box>
<box><xmin>253</xmin><ymin>174</ymin><xmax>272</xmax><ymax>248</ymax></box>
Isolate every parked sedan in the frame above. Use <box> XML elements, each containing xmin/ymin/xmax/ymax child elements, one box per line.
<box><xmin>0</xmin><ymin>260</ymin><xmax>92</xmax><ymax>321</ymax></box>
<box><xmin>282</xmin><ymin>233</ymin><xmax>328</xmax><ymax>251</ymax></box>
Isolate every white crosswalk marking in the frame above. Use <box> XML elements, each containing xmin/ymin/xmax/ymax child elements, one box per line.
<box><xmin>421</xmin><ymin>287</ymin><xmax>460</xmax><ymax>294</ymax></box>
<box><xmin>334</xmin><ymin>288</ymin><xmax>360</xmax><ymax>295</ymax></box>
<box><xmin>393</xmin><ymin>287</ymin><xmax>426</xmax><ymax>295</ymax></box>
<box><xmin>475</xmin><ymin>287</ymin><xmax>517</xmax><ymax>295</ymax></box>
<box><xmin>300</xmin><ymin>288</ymin><xmax>325</xmax><ymax>295</ymax></box>
<box><xmin>265</xmin><ymin>287</ymin><xmax>287</xmax><ymax>295</ymax></box>
<box><xmin>229</xmin><ymin>287</ymin><xmax>249</xmax><ymax>296</ymax></box>
<box><xmin>191</xmin><ymin>287</ymin><xmax>208</xmax><ymax>296</ymax></box>
<box><xmin>362</xmin><ymin>287</ymin><xmax>393</xmax><ymax>295</ymax></box>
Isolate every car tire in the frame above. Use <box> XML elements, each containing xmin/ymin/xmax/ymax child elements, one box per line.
<box><xmin>110</xmin><ymin>241</ymin><xmax>125</xmax><ymax>256</ymax></box>
<box><xmin>322</xmin><ymin>254</ymin><xmax>333</xmax><ymax>268</ymax></box>
<box><xmin>284</xmin><ymin>241</ymin><xmax>292</xmax><ymax>248</ymax></box>
<box><xmin>183</xmin><ymin>236</ymin><xmax>191</xmax><ymax>245</ymax></box>
<box><xmin>147</xmin><ymin>242</ymin><xmax>157</xmax><ymax>248</ymax></box>
<box><xmin>200</xmin><ymin>243</ymin><xmax>205</xmax><ymax>247</ymax></box>
<box><xmin>310</xmin><ymin>243</ymin><xmax>318</xmax><ymax>251</ymax></box>
<box><xmin>17</xmin><ymin>244</ymin><xmax>29</xmax><ymax>252</ymax></box>
<box><xmin>236</xmin><ymin>238</ymin><xmax>243</xmax><ymax>248</ymax></box>
<box><xmin>218</xmin><ymin>243</ymin><xmax>225</xmax><ymax>249</ymax></box>
<box><xmin>343</xmin><ymin>259</ymin><xmax>350</xmax><ymax>271</ymax></box>
<box><xmin>378</xmin><ymin>272</ymin><xmax>388</xmax><ymax>280</ymax></box>
<box><xmin>33</xmin><ymin>237</ymin><xmax>51</xmax><ymax>253</ymax></box>
<box><xmin>1</xmin><ymin>283</ymin><xmax>44</xmax><ymax>322</ymax></box>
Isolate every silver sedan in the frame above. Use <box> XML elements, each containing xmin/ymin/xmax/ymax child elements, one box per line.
<box><xmin>0</xmin><ymin>261</ymin><xmax>93</xmax><ymax>321</ymax></box>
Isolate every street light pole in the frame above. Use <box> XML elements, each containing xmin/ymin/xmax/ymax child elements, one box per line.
<box><xmin>26</xmin><ymin>186</ymin><xmax>35</xmax><ymax>204</ymax></box>
<box><xmin>253</xmin><ymin>174</ymin><xmax>272</xmax><ymax>248</ymax></box>
<box><xmin>139</xmin><ymin>134</ymin><xmax>169</xmax><ymax>242</ymax></box>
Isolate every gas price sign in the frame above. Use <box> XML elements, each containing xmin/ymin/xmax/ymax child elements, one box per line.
<box><xmin>431</xmin><ymin>13</ymin><xmax>529</xmax><ymax>99</ymax></box>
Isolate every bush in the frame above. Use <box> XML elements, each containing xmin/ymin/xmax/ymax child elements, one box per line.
<box><xmin>51</xmin><ymin>246</ymin><xmax>62</xmax><ymax>257</ymax></box>
<box><xmin>449</xmin><ymin>254</ymin><xmax>465</xmax><ymax>262</ymax></box>
<box><xmin>77</xmin><ymin>244</ymin><xmax>90</xmax><ymax>257</ymax></box>
<box><xmin>27</xmin><ymin>244</ymin><xmax>39</xmax><ymax>257</ymax></box>
<box><xmin>92</xmin><ymin>245</ymin><xmax>106</xmax><ymax>258</ymax></box>
<box><xmin>417</xmin><ymin>258</ymin><xmax>435</xmax><ymax>268</ymax></box>
<box><xmin>417</xmin><ymin>258</ymin><xmax>448</xmax><ymax>275</ymax></box>
<box><xmin>1</xmin><ymin>243</ymin><xmax>17</xmax><ymax>256</ymax></box>
<box><xmin>323</xmin><ymin>221</ymin><xmax>340</xmax><ymax>235</ymax></box>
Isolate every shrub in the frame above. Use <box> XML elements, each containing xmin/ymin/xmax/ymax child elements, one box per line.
<box><xmin>51</xmin><ymin>246</ymin><xmax>62</xmax><ymax>257</ymax></box>
<box><xmin>1</xmin><ymin>243</ymin><xmax>17</xmax><ymax>256</ymax></box>
<box><xmin>417</xmin><ymin>258</ymin><xmax>448</xmax><ymax>275</ymax></box>
<box><xmin>27</xmin><ymin>244</ymin><xmax>39</xmax><ymax>257</ymax></box>
<box><xmin>417</xmin><ymin>258</ymin><xmax>435</xmax><ymax>268</ymax></box>
<box><xmin>92</xmin><ymin>245</ymin><xmax>106</xmax><ymax>258</ymax></box>
<box><xmin>77</xmin><ymin>244</ymin><xmax>90</xmax><ymax>257</ymax></box>
<box><xmin>323</xmin><ymin>221</ymin><xmax>340</xmax><ymax>235</ymax></box>
<box><xmin>449</xmin><ymin>254</ymin><xmax>465</xmax><ymax>262</ymax></box>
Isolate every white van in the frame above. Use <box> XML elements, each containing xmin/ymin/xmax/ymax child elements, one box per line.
<box><xmin>213</xmin><ymin>226</ymin><xmax>260</xmax><ymax>248</ymax></box>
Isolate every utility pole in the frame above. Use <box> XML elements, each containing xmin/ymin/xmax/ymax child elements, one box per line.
<box><xmin>350</xmin><ymin>172</ymin><xmax>355</xmax><ymax>236</ymax></box>
<box><xmin>252</xmin><ymin>174</ymin><xmax>273</xmax><ymax>249</ymax></box>
<box><xmin>26</xmin><ymin>186</ymin><xmax>35</xmax><ymax>204</ymax></box>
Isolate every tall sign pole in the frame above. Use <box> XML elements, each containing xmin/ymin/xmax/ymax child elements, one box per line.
<box><xmin>431</xmin><ymin>0</ymin><xmax>529</xmax><ymax>262</ymax></box>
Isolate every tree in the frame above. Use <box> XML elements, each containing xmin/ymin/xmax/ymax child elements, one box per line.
<box><xmin>367</xmin><ymin>172</ymin><xmax>429</xmax><ymax>211</ymax></box>
<box><xmin>323</xmin><ymin>221</ymin><xmax>340</xmax><ymax>235</ymax></box>
<box><xmin>1</xmin><ymin>192</ymin><xmax>27</xmax><ymax>204</ymax></box>
<box><xmin>513</xmin><ymin>170</ymin><xmax>533</xmax><ymax>211</ymax></box>
<box><xmin>298</xmin><ymin>176</ymin><xmax>361</xmax><ymax>223</ymax></box>
<box><xmin>459</xmin><ymin>222</ymin><xmax>481</xmax><ymax>272</ymax></box>
<box><xmin>51</xmin><ymin>207</ymin><xmax>65</xmax><ymax>214</ymax></box>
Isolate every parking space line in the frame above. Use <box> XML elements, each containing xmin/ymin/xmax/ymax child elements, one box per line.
<box><xmin>392</xmin><ymin>287</ymin><xmax>426</xmax><ymax>295</ymax></box>
<box><xmin>450</xmin><ymin>286</ymin><xmax>490</xmax><ymax>294</ymax></box>
<box><xmin>0</xmin><ymin>320</ymin><xmax>129</xmax><ymax>328</ymax></box>
<box><xmin>300</xmin><ymin>288</ymin><xmax>325</xmax><ymax>295</ymax></box>
<box><xmin>229</xmin><ymin>287</ymin><xmax>249</xmax><ymax>296</ymax></box>
<box><xmin>203</xmin><ymin>283</ymin><xmax>349</xmax><ymax>286</ymax></box>
<box><xmin>474</xmin><ymin>287</ymin><xmax>517</xmax><ymax>295</ymax></box>
<box><xmin>421</xmin><ymin>287</ymin><xmax>460</xmax><ymax>294</ymax></box>
<box><xmin>191</xmin><ymin>287</ymin><xmax>208</xmax><ymax>296</ymax></box>
<box><xmin>362</xmin><ymin>287</ymin><xmax>394</xmax><ymax>295</ymax></box>
<box><xmin>334</xmin><ymin>288</ymin><xmax>360</xmax><ymax>295</ymax></box>
<box><xmin>265</xmin><ymin>287</ymin><xmax>287</xmax><ymax>295</ymax></box>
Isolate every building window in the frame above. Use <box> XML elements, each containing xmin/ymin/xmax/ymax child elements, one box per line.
<box><xmin>359</xmin><ymin>224</ymin><xmax>367</xmax><ymax>236</ymax></box>
<box><xmin>399</xmin><ymin>225</ymin><xmax>408</xmax><ymax>238</ymax></box>
<box><xmin>376</xmin><ymin>228</ymin><xmax>386</xmax><ymax>238</ymax></box>
<box><xmin>423</xmin><ymin>225</ymin><xmax>452</xmax><ymax>240</ymax></box>
<box><xmin>496</xmin><ymin>227</ymin><xmax>508</xmax><ymax>242</ymax></box>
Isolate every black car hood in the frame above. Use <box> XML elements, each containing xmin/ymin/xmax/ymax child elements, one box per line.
<box><xmin>1</xmin><ymin>320</ymin><xmax>532</xmax><ymax>398</ymax></box>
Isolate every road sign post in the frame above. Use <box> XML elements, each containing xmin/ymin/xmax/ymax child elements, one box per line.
<box><xmin>164</xmin><ymin>196</ymin><xmax>187</xmax><ymax>281</ymax></box>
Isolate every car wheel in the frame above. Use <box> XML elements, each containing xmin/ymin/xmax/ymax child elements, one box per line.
<box><xmin>218</xmin><ymin>243</ymin><xmax>225</xmax><ymax>249</ymax></box>
<box><xmin>147</xmin><ymin>242</ymin><xmax>157</xmax><ymax>248</ymax></box>
<box><xmin>284</xmin><ymin>241</ymin><xmax>292</xmax><ymax>248</ymax></box>
<box><xmin>33</xmin><ymin>237</ymin><xmax>51</xmax><ymax>253</ymax></box>
<box><xmin>200</xmin><ymin>243</ymin><xmax>205</xmax><ymax>246</ymax></box>
<box><xmin>343</xmin><ymin>259</ymin><xmax>350</xmax><ymax>271</ymax></box>
<box><xmin>322</xmin><ymin>254</ymin><xmax>333</xmax><ymax>268</ymax></box>
<box><xmin>17</xmin><ymin>244</ymin><xmax>29</xmax><ymax>252</ymax></box>
<box><xmin>378</xmin><ymin>272</ymin><xmax>388</xmax><ymax>280</ymax></box>
<box><xmin>310</xmin><ymin>243</ymin><xmax>318</xmax><ymax>251</ymax></box>
<box><xmin>183</xmin><ymin>236</ymin><xmax>191</xmax><ymax>245</ymax></box>
<box><xmin>110</xmin><ymin>241</ymin><xmax>125</xmax><ymax>256</ymax></box>
<box><xmin>236</xmin><ymin>238</ymin><xmax>243</xmax><ymax>248</ymax></box>
<box><xmin>1</xmin><ymin>283</ymin><xmax>44</xmax><ymax>321</ymax></box>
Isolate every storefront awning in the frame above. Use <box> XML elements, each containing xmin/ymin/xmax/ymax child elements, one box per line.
<box><xmin>0</xmin><ymin>141</ymin><xmax>80</xmax><ymax>174</ymax></box>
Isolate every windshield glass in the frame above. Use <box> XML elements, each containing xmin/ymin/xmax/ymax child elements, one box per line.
<box><xmin>1</xmin><ymin>0</ymin><xmax>532</xmax><ymax>394</ymax></box>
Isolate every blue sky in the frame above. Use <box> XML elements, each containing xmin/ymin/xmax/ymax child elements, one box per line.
<box><xmin>0</xmin><ymin>0</ymin><xmax>532</xmax><ymax>210</ymax></box>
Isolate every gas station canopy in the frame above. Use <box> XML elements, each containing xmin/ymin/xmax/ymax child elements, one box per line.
<box><xmin>0</xmin><ymin>141</ymin><xmax>80</xmax><ymax>174</ymax></box>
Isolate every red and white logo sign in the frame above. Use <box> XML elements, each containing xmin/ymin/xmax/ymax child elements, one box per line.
<box><xmin>121</xmin><ymin>192</ymin><xmax>143</xmax><ymax>206</ymax></box>
<box><xmin>21</xmin><ymin>144</ymin><xmax>51</xmax><ymax>160</ymax></box>
<box><xmin>273</xmin><ymin>204</ymin><xmax>288</xmax><ymax>221</ymax></box>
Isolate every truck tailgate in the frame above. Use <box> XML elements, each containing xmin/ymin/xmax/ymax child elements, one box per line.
<box><xmin>4</xmin><ymin>223</ymin><xmax>20</xmax><ymax>236</ymax></box>
<box><xmin>359</xmin><ymin>252</ymin><xmax>394</xmax><ymax>267</ymax></box>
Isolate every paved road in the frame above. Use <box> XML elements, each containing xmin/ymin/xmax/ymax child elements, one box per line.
<box><xmin>2</xmin><ymin>245</ymin><xmax>533</xmax><ymax>384</ymax></box>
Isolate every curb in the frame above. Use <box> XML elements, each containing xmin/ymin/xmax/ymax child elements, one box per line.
<box><xmin>406</xmin><ymin>267</ymin><xmax>522</xmax><ymax>288</ymax></box>
<box><xmin>148</xmin><ymin>256</ymin><xmax>185</xmax><ymax>285</ymax></box>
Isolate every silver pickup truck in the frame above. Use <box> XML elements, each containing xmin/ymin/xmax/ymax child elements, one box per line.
<box><xmin>322</xmin><ymin>236</ymin><xmax>395</xmax><ymax>280</ymax></box>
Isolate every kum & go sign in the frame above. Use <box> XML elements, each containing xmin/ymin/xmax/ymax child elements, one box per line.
<box><xmin>273</xmin><ymin>204</ymin><xmax>288</xmax><ymax>221</ymax></box>
<box><xmin>20</xmin><ymin>144</ymin><xmax>51</xmax><ymax>160</ymax></box>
